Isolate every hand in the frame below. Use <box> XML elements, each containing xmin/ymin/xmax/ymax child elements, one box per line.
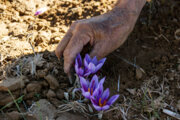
<box><xmin>55</xmin><ymin>6</ymin><xmax>141</xmax><ymax>74</ymax></box>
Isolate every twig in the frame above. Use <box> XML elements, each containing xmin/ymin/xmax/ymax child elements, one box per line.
<box><xmin>117</xmin><ymin>75</ymin><xmax>120</xmax><ymax>92</ymax></box>
<box><xmin>113</xmin><ymin>54</ymin><xmax>145</xmax><ymax>73</ymax></box>
<box><xmin>163</xmin><ymin>109</ymin><xmax>180</xmax><ymax>120</ymax></box>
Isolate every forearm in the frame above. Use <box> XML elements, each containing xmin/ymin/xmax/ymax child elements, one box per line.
<box><xmin>116</xmin><ymin>0</ymin><xmax>146</xmax><ymax>13</ymax></box>
<box><xmin>101</xmin><ymin>0</ymin><xmax>146</xmax><ymax>28</ymax></box>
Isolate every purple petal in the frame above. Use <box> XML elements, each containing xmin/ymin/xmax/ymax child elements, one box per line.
<box><xmin>35</xmin><ymin>11</ymin><xmax>41</xmax><ymax>16</ymax></box>
<box><xmin>107</xmin><ymin>95</ymin><xmax>119</xmax><ymax>105</ymax></box>
<box><xmin>84</xmin><ymin>59</ymin><xmax>88</xmax><ymax>68</ymax></box>
<box><xmin>84</xmin><ymin>71</ymin><xmax>91</xmax><ymax>77</ymax></box>
<box><xmin>93</xmin><ymin>63</ymin><xmax>103</xmax><ymax>73</ymax></box>
<box><xmin>88</xmin><ymin>63</ymin><xmax>96</xmax><ymax>72</ymax></box>
<box><xmin>99</xmin><ymin>77</ymin><xmax>105</xmax><ymax>85</ymax></box>
<box><xmin>82</xmin><ymin>91</ymin><xmax>91</xmax><ymax>99</ymax></box>
<box><xmin>98</xmin><ymin>58</ymin><xmax>106</xmax><ymax>65</ymax></box>
<box><xmin>76</xmin><ymin>53</ymin><xmax>82</xmax><ymax>67</ymax></box>
<box><xmin>101</xmin><ymin>105</ymin><xmax>110</xmax><ymax>111</ymax></box>
<box><xmin>92</xmin><ymin>104</ymin><xmax>102</xmax><ymax>111</ymax></box>
<box><xmin>92</xmin><ymin>83</ymin><xmax>103</xmax><ymax>98</ymax></box>
<box><xmin>89</xmin><ymin>75</ymin><xmax>98</xmax><ymax>90</ymax></box>
<box><xmin>92</xmin><ymin>56</ymin><xmax>98</xmax><ymax>65</ymax></box>
<box><xmin>90</xmin><ymin>96</ymin><xmax>98</xmax><ymax>105</ymax></box>
<box><xmin>79</xmin><ymin>77</ymin><xmax>89</xmax><ymax>91</ymax></box>
<box><xmin>101</xmin><ymin>88</ymin><xmax>110</xmax><ymax>101</ymax></box>
<box><xmin>84</xmin><ymin>54</ymin><xmax>91</xmax><ymax>64</ymax></box>
<box><xmin>34</xmin><ymin>7</ymin><xmax>48</xmax><ymax>16</ymax></box>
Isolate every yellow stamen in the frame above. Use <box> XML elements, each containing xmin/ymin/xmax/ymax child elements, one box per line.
<box><xmin>91</xmin><ymin>88</ymin><xmax>93</xmax><ymax>95</ymax></box>
<box><xmin>99</xmin><ymin>98</ymin><xmax>107</xmax><ymax>107</ymax></box>
<box><xmin>88</xmin><ymin>88</ymin><xmax>90</xmax><ymax>92</ymax></box>
<box><xmin>99</xmin><ymin>98</ymin><xmax>103</xmax><ymax>107</ymax></box>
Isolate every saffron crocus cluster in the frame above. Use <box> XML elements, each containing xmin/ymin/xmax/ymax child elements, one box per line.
<box><xmin>75</xmin><ymin>54</ymin><xmax>106</xmax><ymax>77</ymax></box>
<box><xmin>79</xmin><ymin>75</ymin><xmax>105</xmax><ymax>99</ymax></box>
<box><xmin>75</xmin><ymin>54</ymin><xmax>119</xmax><ymax>112</ymax></box>
<box><xmin>91</xmin><ymin>83</ymin><xmax>119</xmax><ymax>111</ymax></box>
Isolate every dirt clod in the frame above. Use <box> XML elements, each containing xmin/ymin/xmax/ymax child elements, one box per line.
<box><xmin>44</xmin><ymin>74</ymin><xmax>60</xmax><ymax>90</ymax></box>
<box><xmin>56</xmin><ymin>89</ymin><xmax>65</xmax><ymax>100</ymax></box>
<box><xmin>46</xmin><ymin>89</ymin><xmax>56</xmax><ymax>98</ymax></box>
<box><xmin>6</xmin><ymin>111</ymin><xmax>20</xmax><ymax>120</ymax></box>
<box><xmin>0</xmin><ymin>76</ymin><xmax>25</xmax><ymax>91</ymax></box>
<box><xmin>26</xmin><ymin>82</ymin><xmax>42</xmax><ymax>93</ymax></box>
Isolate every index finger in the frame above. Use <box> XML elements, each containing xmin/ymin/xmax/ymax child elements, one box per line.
<box><xmin>63</xmin><ymin>34</ymin><xmax>90</xmax><ymax>73</ymax></box>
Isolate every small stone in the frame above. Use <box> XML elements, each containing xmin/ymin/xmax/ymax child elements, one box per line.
<box><xmin>26</xmin><ymin>82</ymin><xmax>42</xmax><ymax>93</ymax></box>
<box><xmin>44</xmin><ymin>74</ymin><xmax>59</xmax><ymax>90</ymax></box>
<box><xmin>0</xmin><ymin>76</ymin><xmax>25</xmax><ymax>91</ymax></box>
<box><xmin>136</xmin><ymin>68</ymin><xmax>143</xmax><ymax>79</ymax></box>
<box><xmin>56</xmin><ymin>89</ymin><xmax>65</xmax><ymax>100</ymax></box>
<box><xmin>46</xmin><ymin>89</ymin><xmax>56</xmax><ymax>98</ymax></box>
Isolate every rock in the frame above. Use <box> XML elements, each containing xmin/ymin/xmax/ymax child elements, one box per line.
<box><xmin>46</xmin><ymin>89</ymin><xmax>56</xmax><ymax>98</ymax></box>
<box><xmin>177</xmin><ymin>100</ymin><xmax>180</xmax><ymax>111</ymax></box>
<box><xmin>44</xmin><ymin>74</ymin><xmax>59</xmax><ymax>90</ymax></box>
<box><xmin>0</xmin><ymin>76</ymin><xmax>25</xmax><ymax>91</ymax></box>
<box><xmin>136</xmin><ymin>68</ymin><xmax>143</xmax><ymax>79</ymax></box>
<box><xmin>56</xmin><ymin>112</ymin><xmax>87</xmax><ymax>120</ymax></box>
<box><xmin>26</xmin><ymin>82</ymin><xmax>42</xmax><ymax>93</ymax></box>
<box><xmin>56</xmin><ymin>89</ymin><xmax>65</xmax><ymax>100</ymax></box>
<box><xmin>6</xmin><ymin>111</ymin><xmax>20</xmax><ymax>120</ymax></box>
<box><xmin>28</xmin><ymin>99</ymin><xmax>56</xmax><ymax>120</ymax></box>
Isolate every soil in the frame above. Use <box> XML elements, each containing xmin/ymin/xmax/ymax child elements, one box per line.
<box><xmin>0</xmin><ymin>0</ymin><xmax>180</xmax><ymax>120</ymax></box>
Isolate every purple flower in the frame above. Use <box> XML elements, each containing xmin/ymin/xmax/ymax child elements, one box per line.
<box><xmin>75</xmin><ymin>54</ymin><xmax>84</xmax><ymax>76</ymax></box>
<box><xmin>83</xmin><ymin>54</ymin><xmax>106</xmax><ymax>76</ymax></box>
<box><xmin>91</xmin><ymin>83</ymin><xmax>119</xmax><ymax>111</ymax></box>
<box><xmin>79</xmin><ymin>75</ymin><xmax>105</xmax><ymax>99</ymax></box>
<box><xmin>35</xmin><ymin>7</ymin><xmax>48</xmax><ymax>16</ymax></box>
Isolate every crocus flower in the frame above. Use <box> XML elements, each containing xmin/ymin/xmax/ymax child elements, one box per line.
<box><xmin>91</xmin><ymin>82</ymin><xmax>119</xmax><ymax>111</ymax></box>
<box><xmin>35</xmin><ymin>7</ymin><xmax>48</xmax><ymax>16</ymax></box>
<box><xmin>75</xmin><ymin>54</ymin><xmax>84</xmax><ymax>76</ymax></box>
<box><xmin>84</xmin><ymin>54</ymin><xmax>106</xmax><ymax>76</ymax></box>
<box><xmin>80</xmin><ymin>75</ymin><xmax>105</xmax><ymax>99</ymax></box>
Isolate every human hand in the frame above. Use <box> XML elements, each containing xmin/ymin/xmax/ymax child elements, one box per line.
<box><xmin>55</xmin><ymin>5</ymin><xmax>141</xmax><ymax>74</ymax></box>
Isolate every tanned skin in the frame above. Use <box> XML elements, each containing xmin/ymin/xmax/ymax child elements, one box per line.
<box><xmin>55</xmin><ymin>0</ymin><xmax>146</xmax><ymax>74</ymax></box>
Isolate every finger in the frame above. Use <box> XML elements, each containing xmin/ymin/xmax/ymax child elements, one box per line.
<box><xmin>90</xmin><ymin>41</ymin><xmax>110</xmax><ymax>59</ymax></box>
<box><xmin>55</xmin><ymin>29</ymin><xmax>72</xmax><ymax>59</ymax></box>
<box><xmin>63</xmin><ymin>34</ymin><xmax>90</xmax><ymax>73</ymax></box>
